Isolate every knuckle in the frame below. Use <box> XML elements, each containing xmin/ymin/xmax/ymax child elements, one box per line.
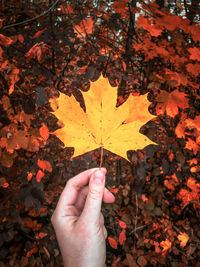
<box><xmin>66</xmin><ymin>178</ymin><xmax>73</xmax><ymax>187</ymax></box>
<box><xmin>51</xmin><ymin>212</ymin><xmax>57</xmax><ymax>225</ymax></box>
<box><xmin>89</xmin><ymin>189</ymin><xmax>102</xmax><ymax>200</ymax></box>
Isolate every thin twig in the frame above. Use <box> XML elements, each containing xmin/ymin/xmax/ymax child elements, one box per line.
<box><xmin>129</xmin><ymin>223</ymin><xmax>152</xmax><ymax>235</ymax></box>
<box><xmin>2</xmin><ymin>0</ymin><xmax>60</xmax><ymax>30</ymax></box>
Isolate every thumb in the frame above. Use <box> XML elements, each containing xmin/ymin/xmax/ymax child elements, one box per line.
<box><xmin>80</xmin><ymin>169</ymin><xmax>105</xmax><ymax>224</ymax></box>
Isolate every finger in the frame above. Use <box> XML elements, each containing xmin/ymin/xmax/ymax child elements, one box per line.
<box><xmin>55</xmin><ymin>168</ymin><xmax>107</xmax><ymax>214</ymax></box>
<box><xmin>80</xmin><ymin>169</ymin><xmax>105</xmax><ymax>225</ymax></box>
<box><xmin>99</xmin><ymin>212</ymin><xmax>104</xmax><ymax>227</ymax></box>
<box><xmin>103</xmin><ymin>226</ymin><xmax>107</xmax><ymax>239</ymax></box>
<box><xmin>75</xmin><ymin>186</ymin><xmax>115</xmax><ymax>211</ymax></box>
<box><xmin>103</xmin><ymin>188</ymin><xmax>115</xmax><ymax>203</ymax></box>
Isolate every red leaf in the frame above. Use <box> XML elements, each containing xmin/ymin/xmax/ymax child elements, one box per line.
<box><xmin>116</xmin><ymin>218</ymin><xmax>127</xmax><ymax>229</ymax></box>
<box><xmin>0</xmin><ymin>34</ymin><xmax>13</xmax><ymax>46</ymax></box>
<box><xmin>35</xmin><ymin>232</ymin><xmax>47</xmax><ymax>239</ymax></box>
<box><xmin>18</xmin><ymin>34</ymin><xmax>24</xmax><ymax>43</ymax></box>
<box><xmin>188</xmin><ymin>47</ymin><xmax>200</xmax><ymax>61</ymax></box>
<box><xmin>0</xmin><ymin>46</ymin><xmax>3</xmax><ymax>59</ymax></box>
<box><xmin>138</xmin><ymin>15</ymin><xmax>163</xmax><ymax>37</ymax></box>
<box><xmin>119</xmin><ymin>230</ymin><xmax>126</xmax><ymax>245</ymax></box>
<box><xmin>0</xmin><ymin>177</ymin><xmax>9</xmax><ymax>188</ymax></box>
<box><xmin>59</xmin><ymin>3</ymin><xmax>74</xmax><ymax>14</ymax></box>
<box><xmin>33</xmin><ymin>28</ymin><xmax>47</xmax><ymax>38</ymax></box>
<box><xmin>0</xmin><ymin>18</ymin><xmax>4</xmax><ymax>28</ymax></box>
<box><xmin>27</xmin><ymin>172</ymin><xmax>33</xmax><ymax>181</ymax></box>
<box><xmin>108</xmin><ymin>237</ymin><xmax>118</xmax><ymax>249</ymax></box>
<box><xmin>39</xmin><ymin>123</ymin><xmax>49</xmax><ymax>141</ymax></box>
<box><xmin>26</xmin><ymin>42</ymin><xmax>50</xmax><ymax>63</ymax></box>
<box><xmin>36</xmin><ymin>170</ymin><xmax>44</xmax><ymax>182</ymax></box>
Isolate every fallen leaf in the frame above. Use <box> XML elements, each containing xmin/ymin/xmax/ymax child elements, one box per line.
<box><xmin>50</xmin><ymin>75</ymin><xmax>156</xmax><ymax>161</ymax></box>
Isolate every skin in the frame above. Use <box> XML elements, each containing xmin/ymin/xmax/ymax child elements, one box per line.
<box><xmin>51</xmin><ymin>168</ymin><xmax>115</xmax><ymax>267</ymax></box>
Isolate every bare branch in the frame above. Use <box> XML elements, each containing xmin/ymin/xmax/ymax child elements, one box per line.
<box><xmin>2</xmin><ymin>0</ymin><xmax>60</xmax><ymax>30</ymax></box>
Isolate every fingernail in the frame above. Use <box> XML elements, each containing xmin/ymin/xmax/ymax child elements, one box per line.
<box><xmin>92</xmin><ymin>170</ymin><xmax>104</xmax><ymax>184</ymax></box>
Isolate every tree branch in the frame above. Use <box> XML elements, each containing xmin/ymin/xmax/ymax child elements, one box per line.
<box><xmin>2</xmin><ymin>0</ymin><xmax>60</xmax><ymax>30</ymax></box>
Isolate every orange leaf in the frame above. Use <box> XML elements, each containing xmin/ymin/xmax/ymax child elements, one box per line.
<box><xmin>37</xmin><ymin>159</ymin><xmax>52</xmax><ymax>172</ymax></box>
<box><xmin>39</xmin><ymin>123</ymin><xmax>49</xmax><ymax>141</ymax></box>
<box><xmin>9</xmin><ymin>68</ymin><xmax>20</xmax><ymax>95</ymax></box>
<box><xmin>177</xmin><ymin>177</ymin><xmax>200</xmax><ymax>207</ymax></box>
<box><xmin>185</xmin><ymin>138</ymin><xmax>199</xmax><ymax>155</ymax></box>
<box><xmin>156</xmin><ymin>90</ymin><xmax>189</xmax><ymax>117</ymax></box>
<box><xmin>36</xmin><ymin>170</ymin><xmax>44</xmax><ymax>182</ymax></box>
<box><xmin>110</xmin><ymin>187</ymin><xmax>119</xmax><ymax>194</ymax></box>
<box><xmin>108</xmin><ymin>237</ymin><xmax>118</xmax><ymax>249</ymax></box>
<box><xmin>160</xmin><ymin>239</ymin><xmax>171</xmax><ymax>254</ymax></box>
<box><xmin>49</xmin><ymin>75</ymin><xmax>157</xmax><ymax>161</ymax></box>
<box><xmin>74</xmin><ymin>17</ymin><xmax>94</xmax><ymax>38</ymax></box>
<box><xmin>177</xmin><ymin>232</ymin><xmax>189</xmax><ymax>247</ymax></box>
<box><xmin>119</xmin><ymin>230</ymin><xmax>126</xmax><ymax>245</ymax></box>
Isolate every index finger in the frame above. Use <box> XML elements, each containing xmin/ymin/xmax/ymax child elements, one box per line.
<box><xmin>55</xmin><ymin>167</ymin><xmax>107</xmax><ymax>211</ymax></box>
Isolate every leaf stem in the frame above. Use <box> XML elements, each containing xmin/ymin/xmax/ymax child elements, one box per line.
<box><xmin>99</xmin><ymin>144</ymin><xmax>103</xmax><ymax>169</ymax></box>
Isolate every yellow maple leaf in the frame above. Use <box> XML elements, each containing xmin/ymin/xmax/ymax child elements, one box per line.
<box><xmin>49</xmin><ymin>75</ymin><xmax>157</xmax><ymax>161</ymax></box>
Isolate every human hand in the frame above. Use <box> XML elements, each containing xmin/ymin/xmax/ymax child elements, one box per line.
<box><xmin>51</xmin><ymin>168</ymin><xmax>115</xmax><ymax>267</ymax></box>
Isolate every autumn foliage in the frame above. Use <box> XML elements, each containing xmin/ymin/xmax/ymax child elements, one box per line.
<box><xmin>0</xmin><ymin>0</ymin><xmax>199</xmax><ymax>266</ymax></box>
